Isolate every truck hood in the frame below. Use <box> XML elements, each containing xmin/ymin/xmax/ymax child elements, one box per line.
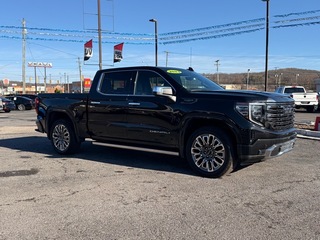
<box><xmin>190</xmin><ymin>90</ymin><xmax>294</xmax><ymax>103</ymax></box>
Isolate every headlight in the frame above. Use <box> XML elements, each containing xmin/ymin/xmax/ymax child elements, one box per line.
<box><xmin>236</xmin><ymin>102</ymin><xmax>266</xmax><ymax>127</ymax></box>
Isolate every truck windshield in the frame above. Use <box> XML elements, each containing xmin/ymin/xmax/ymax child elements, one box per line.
<box><xmin>161</xmin><ymin>68</ymin><xmax>224</xmax><ymax>92</ymax></box>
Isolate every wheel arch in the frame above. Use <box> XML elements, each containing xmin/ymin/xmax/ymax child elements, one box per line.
<box><xmin>180</xmin><ymin>117</ymin><xmax>239</xmax><ymax>160</ymax></box>
<box><xmin>46</xmin><ymin>109</ymin><xmax>80</xmax><ymax>141</ymax></box>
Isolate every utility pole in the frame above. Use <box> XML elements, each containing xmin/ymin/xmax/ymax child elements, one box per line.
<box><xmin>97</xmin><ymin>0</ymin><xmax>102</xmax><ymax>70</ymax></box>
<box><xmin>64</xmin><ymin>73</ymin><xmax>67</xmax><ymax>93</ymax></box>
<box><xmin>262</xmin><ymin>0</ymin><xmax>270</xmax><ymax>91</ymax></box>
<box><xmin>34</xmin><ymin>67</ymin><xmax>37</xmax><ymax>94</ymax></box>
<box><xmin>78</xmin><ymin>57</ymin><xmax>83</xmax><ymax>93</ymax></box>
<box><xmin>67</xmin><ymin>75</ymin><xmax>70</xmax><ymax>93</ymax></box>
<box><xmin>44</xmin><ymin>67</ymin><xmax>47</xmax><ymax>93</ymax></box>
<box><xmin>22</xmin><ymin>19</ymin><xmax>27</xmax><ymax>93</ymax></box>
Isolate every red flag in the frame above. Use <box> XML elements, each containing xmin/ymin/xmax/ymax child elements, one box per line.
<box><xmin>84</xmin><ymin>39</ymin><xmax>93</xmax><ymax>61</ymax></box>
<box><xmin>114</xmin><ymin>43</ymin><xmax>124</xmax><ymax>63</ymax></box>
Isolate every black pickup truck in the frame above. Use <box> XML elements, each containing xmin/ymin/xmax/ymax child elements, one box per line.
<box><xmin>35</xmin><ymin>66</ymin><xmax>296</xmax><ymax>178</ymax></box>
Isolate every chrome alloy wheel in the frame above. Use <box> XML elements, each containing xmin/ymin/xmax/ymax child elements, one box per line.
<box><xmin>52</xmin><ymin>124</ymin><xmax>71</xmax><ymax>152</ymax></box>
<box><xmin>190</xmin><ymin>134</ymin><xmax>226</xmax><ymax>173</ymax></box>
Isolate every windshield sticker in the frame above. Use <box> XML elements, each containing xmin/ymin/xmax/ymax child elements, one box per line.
<box><xmin>167</xmin><ymin>70</ymin><xmax>182</xmax><ymax>74</ymax></box>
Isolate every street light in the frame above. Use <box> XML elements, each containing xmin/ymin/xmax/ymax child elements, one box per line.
<box><xmin>262</xmin><ymin>0</ymin><xmax>269</xmax><ymax>91</ymax></box>
<box><xmin>295</xmin><ymin>73</ymin><xmax>299</xmax><ymax>85</ymax></box>
<box><xmin>247</xmin><ymin>69</ymin><xmax>251</xmax><ymax>90</ymax></box>
<box><xmin>149</xmin><ymin>18</ymin><xmax>158</xmax><ymax>66</ymax></box>
<box><xmin>215</xmin><ymin>60</ymin><xmax>220</xmax><ymax>84</ymax></box>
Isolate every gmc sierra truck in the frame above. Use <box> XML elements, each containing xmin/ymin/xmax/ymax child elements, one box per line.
<box><xmin>35</xmin><ymin>66</ymin><xmax>297</xmax><ymax>178</ymax></box>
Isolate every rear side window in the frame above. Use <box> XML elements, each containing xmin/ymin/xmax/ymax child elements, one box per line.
<box><xmin>99</xmin><ymin>71</ymin><xmax>136</xmax><ymax>95</ymax></box>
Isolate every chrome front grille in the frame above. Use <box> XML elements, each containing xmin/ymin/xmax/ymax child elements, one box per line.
<box><xmin>265</xmin><ymin>102</ymin><xmax>295</xmax><ymax>131</ymax></box>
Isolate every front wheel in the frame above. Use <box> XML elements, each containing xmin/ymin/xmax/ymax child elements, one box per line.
<box><xmin>50</xmin><ymin>119</ymin><xmax>81</xmax><ymax>154</ymax></box>
<box><xmin>186</xmin><ymin>127</ymin><xmax>235</xmax><ymax>178</ymax></box>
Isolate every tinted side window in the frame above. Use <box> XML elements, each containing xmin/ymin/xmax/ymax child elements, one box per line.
<box><xmin>134</xmin><ymin>70</ymin><xmax>170</xmax><ymax>95</ymax></box>
<box><xmin>99</xmin><ymin>71</ymin><xmax>136</xmax><ymax>95</ymax></box>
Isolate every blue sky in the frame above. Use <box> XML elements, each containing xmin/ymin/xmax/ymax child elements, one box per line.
<box><xmin>0</xmin><ymin>0</ymin><xmax>319</xmax><ymax>84</ymax></box>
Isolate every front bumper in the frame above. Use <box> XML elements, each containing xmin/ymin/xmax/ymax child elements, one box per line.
<box><xmin>238</xmin><ymin>130</ymin><xmax>297</xmax><ymax>164</ymax></box>
<box><xmin>260</xmin><ymin>138</ymin><xmax>295</xmax><ymax>158</ymax></box>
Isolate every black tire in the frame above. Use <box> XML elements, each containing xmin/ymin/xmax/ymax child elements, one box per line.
<box><xmin>50</xmin><ymin>119</ymin><xmax>81</xmax><ymax>154</ymax></box>
<box><xmin>185</xmin><ymin>127</ymin><xmax>235</xmax><ymax>178</ymax></box>
<box><xmin>17</xmin><ymin>104</ymin><xmax>25</xmax><ymax>111</ymax></box>
<box><xmin>306</xmin><ymin>105</ymin><xmax>317</xmax><ymax>113</ymax></box>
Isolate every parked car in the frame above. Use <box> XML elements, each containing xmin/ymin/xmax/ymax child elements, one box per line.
<box><xmin>17</xmin><ymin>94</ymin><xmax>37</xmax><ymax>107</ymax></box>
<box><xmin>0</xmin><ymin>96</ymin><xmax>16</xmax><ymax>112</ymax></box>
<box><xmin>6</xmin><ymin>94</ymin><xmax>37</xmax><ymax>108</ymax></box>
<box><xmin>5</xmin><ymin>96</ymin><xmax>33</xmax><ymax>111</ymax></box>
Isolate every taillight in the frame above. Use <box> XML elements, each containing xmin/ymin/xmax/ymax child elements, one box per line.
<box><xmin>35</xmin><ymin>97</ymin><xmax>40</xmax><ymax>114</ymax></box>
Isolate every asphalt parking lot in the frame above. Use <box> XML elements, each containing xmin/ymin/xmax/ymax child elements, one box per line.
<box><xmin>0</xmin><ymin>110</ymin><xmax>319</xmax><ymax>240</ymax></box>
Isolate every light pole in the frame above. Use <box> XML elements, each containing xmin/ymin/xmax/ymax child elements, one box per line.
<box><xmin>262</xmin><ymin>0</ymin><xmax>269</xmax><ymax>91</ymax></box>
<box><xmin>165</xmin><ymin>51</ymin><xmax>169</xmax><ymax>67</ymax></box>
<box><xmin>295</xmin><ymin>74</ymin><xmax>299</xmax><ymax>85</ymax></box>
<box><xmin>215</xmin><ymin>60</ymin><xmax>220</xmax><ymax>84</ymax></box>
<box><xmin>279</xmin><ymin>73</ymin><xmax>283</xmax><ymax>86</ymax></box>
<box><xmin>149</xmin><ymin>19</ymin><xmax>158</xmax><ymax>66</ymax></box>
<box><xmin>247</xmin><ymin>69</ymin><xmax>251</xmax><ymax>90</ymax></box>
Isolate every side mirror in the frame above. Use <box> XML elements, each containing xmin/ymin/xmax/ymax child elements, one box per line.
<box><xmin>153</xmin><ymin>86</ymin><xmax>176</xmax><ymax>102</ymax></box>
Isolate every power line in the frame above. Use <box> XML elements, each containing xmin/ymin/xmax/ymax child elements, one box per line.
<box><xmin>0</xmin><ymin>9</ymin><xmax>319</xmax><ymax>46</ymax></box>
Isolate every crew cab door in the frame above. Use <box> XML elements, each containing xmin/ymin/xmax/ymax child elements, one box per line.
<box><xmin>87</xmin><ymin>70</ymin><xmax>135</xmax><ymax>140</ymax></box>
<box><xmin>125</xmin><ymin>70</ymin><xmax>179</xmax><ymax>148</ymax></box>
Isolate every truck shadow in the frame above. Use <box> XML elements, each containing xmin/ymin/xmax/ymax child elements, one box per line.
<box><xmin>0</xmin><ymin>136</ymin><xmax>199</xmax><ymax>177</ymax></box>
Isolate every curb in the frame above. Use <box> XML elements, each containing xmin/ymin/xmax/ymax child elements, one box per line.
<box><xmin>296</xmin><ymin>129</ymin><xmax>320</xmax><ymax>141</ymax></box>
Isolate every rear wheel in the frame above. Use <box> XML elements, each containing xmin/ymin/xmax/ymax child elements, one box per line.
<box><xmin>17</xmin><ymin>104</ymin><xmax>25</xmax><ymax>111</ymax></box>
<box><xmin>186</xmin><ymin>127</ymin><xmax>235</xmax><ymax>178</ymax></box>
<box><xmin>50</xmin><ymin>119</ymin><xmax>81</xmax><ymax>154</ymax></box>
<box><xmin>306</xmin><ymin>105</ymin><xmax>317</xmax><ymax>113</ymax></box>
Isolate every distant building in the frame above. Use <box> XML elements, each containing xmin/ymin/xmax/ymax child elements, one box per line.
<box><xmin>0</xmin><ymin>81</ymin><xmax>89</xmax><ymax>95</ymax></box>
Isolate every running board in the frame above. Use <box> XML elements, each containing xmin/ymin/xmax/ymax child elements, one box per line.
<box><xmin>90</xmin><ymin>141</ymin><xmax>179</xmax><ymax>156</ymax></box>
